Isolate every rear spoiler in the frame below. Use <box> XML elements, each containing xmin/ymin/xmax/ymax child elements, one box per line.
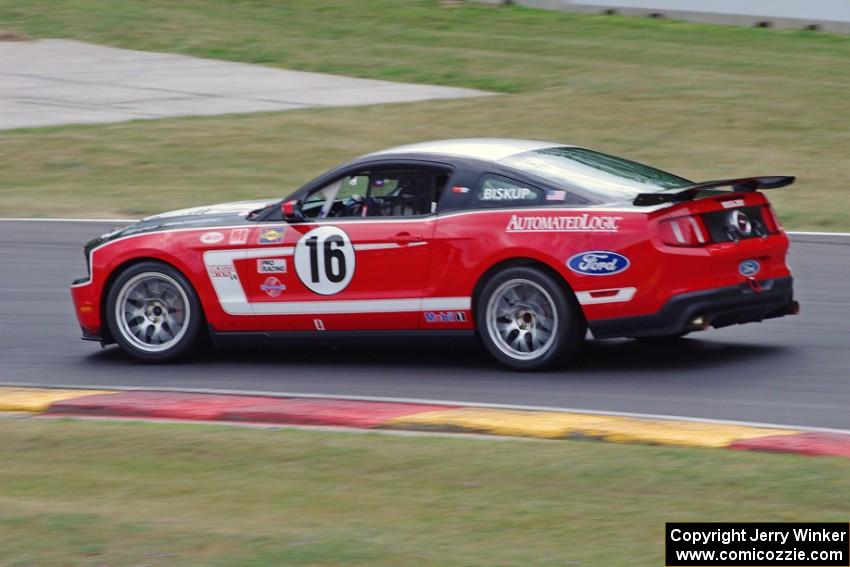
<box><xmin>633</xmin><ymin>176</ymin><xmax>795</xmax><ymax>207</ymax></box>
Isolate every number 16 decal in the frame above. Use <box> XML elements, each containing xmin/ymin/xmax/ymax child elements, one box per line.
<box><xmin>294</xmin><ymin>226</ymin><xmax>355</xmax><ymax>295</ymax></box>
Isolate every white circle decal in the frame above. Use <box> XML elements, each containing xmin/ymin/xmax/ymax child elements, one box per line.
<box><xmin>200</xmin><ymin>231</ymin><xmax>224</xmax><ymax>244</ymax></box>
<box><xmin>294</xmin><ymin>226</ymin><xmax>355</xmax><ymax>295</ymax></box>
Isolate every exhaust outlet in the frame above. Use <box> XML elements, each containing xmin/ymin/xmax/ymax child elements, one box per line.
<box><xmin>688</xmin><ymin>315</ymin><xmax>711</xmax><ymax>331</ymax></box>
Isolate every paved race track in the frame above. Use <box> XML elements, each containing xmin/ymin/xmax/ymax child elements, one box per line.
<box><xmin>1</xmin><ymin>220</ymin><xmax>848</xmax><ymax>429</ymax></box>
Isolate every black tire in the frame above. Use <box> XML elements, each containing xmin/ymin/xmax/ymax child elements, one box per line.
<box><xmin>475</xmin><ymin>266</ymin><xmax>585</xmax><ymax>370</ymax></box>
<box><xmin>105</xmin><ymin>261</ymin><xmax>204</xmax><ymax>363</ymax></box>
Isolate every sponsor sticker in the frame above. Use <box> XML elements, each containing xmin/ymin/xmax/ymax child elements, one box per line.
<box><xmin>208</xmin><ymin>264</ymin><xmax>238</xmax><ymax>280</ymax></box>
<box><xmin>200</xmin><ymin>231</ymin><xmax>225</xmax><ymax>244</ymax></box>
<box><xmin>424</xmin><ymin>311</ymin><xmax>467</xmax><ymax>323</ymax></box>
<box><xmin>480</xmin><ymin>187</ymin><xmax>535</xmax><ymax>201</ymax></box>
<box><xmin>721</xmin><ymin>199</ymin><xmax>745</xmax><ymax>209</ymax></box>
<box><xmin>506</xmin><ymin>214</ymin><xmax>622</xmax><ymax>233</ymax></box>
<box><xmin>451</xmin><ymin>186</ymin><xmax>470</xmax><ymax>194</ymax></box>
<box><xmin>229</xmin><ymin>228</ymin><xmax>250</xmax><ymax>245</ymax></box>
<box><xmin>260</xmin><ymin>276</ymin><xmax>286</xmax><ymax>297</ymax></box>
<box><xmin>567</xmin><ymin>251</ymin><xmax>630</xmax><ymax>276</ymax></box>
<box><xmin>313</xmin><ymin>318</ymin><xmax>326</xmax><ymax>331</ymax></box>
<box><xmin>258</xmin><ymin>258</ymin><xmax>287</xmax><ymax>274</ymax></box>
<box><xmin>739</xmin><ymin>259</ymin><xmax>760</xmax><ymax>277</ymax></box>
<box><xmin>258</xmin><ymin>227</ymin><xmax>286</xmax><ymax>244</ymax></box>
<box><xmin>545</xmin><ymin>190</ymin><xmax>566</xmax><ymax>201</ymax></box>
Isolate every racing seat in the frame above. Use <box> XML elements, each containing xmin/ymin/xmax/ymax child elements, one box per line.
<box><xmin>388</xmin><ymin>175</ymin><xmax>434</xmax><ymax>216</ymax></box>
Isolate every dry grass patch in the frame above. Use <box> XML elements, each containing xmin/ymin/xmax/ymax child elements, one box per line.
<box><xmin>0</xmin><ymin>29</ymin><xmax>30</xmax><ymax>40</ymax></box>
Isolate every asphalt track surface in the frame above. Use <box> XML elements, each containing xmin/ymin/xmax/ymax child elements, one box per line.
<box><xmin>0</xmin><ymin>40</ymin><xmax>488</xmax><ymax>130</ymax></box>
<box><xmin>1</xmin><ymin>220</ymin><xmax>848</xmax><ymax>429</ymax></box>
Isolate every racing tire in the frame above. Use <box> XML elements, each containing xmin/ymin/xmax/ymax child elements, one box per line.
<box><xmin>476</xmin><ymin>266</ymin><xmax>585</xmax><ymax>371</ymax></box>
<box><xmin>105</xmin><ymin>261</ymin><xmax>204</xmax><ymax>363</ymax></box>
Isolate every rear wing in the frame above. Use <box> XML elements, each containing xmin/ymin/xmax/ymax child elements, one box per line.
<box><xmin>633</xmin><ymin>176</ymin><xmax>795</xmax><ymax>207</ymax></box>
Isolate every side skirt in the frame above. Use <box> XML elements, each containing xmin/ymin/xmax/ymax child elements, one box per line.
<box><xmin>208</xmin><ymin>327</ymin><xmax>478</xmax><ymax>348</ymax></box>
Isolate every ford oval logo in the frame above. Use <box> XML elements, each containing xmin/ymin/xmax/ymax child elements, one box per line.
<box><xmin>739</xmin><ymin>259</ymin><xmax>760</xmax><ymax>277</ymax></box>
<box><xmin>567</xmin><ymin>251</ymin><xmax>630</xmax><ymax>276</ymax></box>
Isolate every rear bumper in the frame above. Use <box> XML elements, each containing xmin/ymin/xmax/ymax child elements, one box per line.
<box><xmin>589</xmin><ymin>276</ymin><xmax>797</xmax><ymax>339</ymax></box>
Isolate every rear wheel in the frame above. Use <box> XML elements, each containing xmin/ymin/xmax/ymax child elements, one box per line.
<box><xmin>476</xmin><ymin>266</ymin><xmax>585</xmax><ymax>370</ymax></box>
<box><xmin>105</xmin><ymin>261</ymin><xmax>203</xmax><ymax>362</ymax></box>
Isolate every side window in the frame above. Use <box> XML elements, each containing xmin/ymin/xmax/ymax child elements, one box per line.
<box><xmin>338</xmin><ymin>175</ymin><xmax>370</xmax><ymax>200</ymax></box>
<box><xmin>303</xmin><ymin>175</ymin><xmax>368</xmax><ymax>216</ymax></box>
<box><xmin>304</xmin><ymin>168</ymin><xmax>449</xmax><ymax>219</ymax></box>
<box><xmin>474</xmin><ymin>175</ymin><xmax>543</xmax><ymax>208</ymax></box>
<box><xmin>366</xmin><ymin>176</ymin><xmax>399</xmax><ymax>198</ymax></box>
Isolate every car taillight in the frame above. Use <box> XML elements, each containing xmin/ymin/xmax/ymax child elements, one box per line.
<box><xmin>762</xmin><ymin>204</ymin><xmax>781</xmax><ymax>233</ymax></box>
<box><xmin>659</xmin><ymin>215</ymin><xmax>709</xmax><ymax>246</ymax></box>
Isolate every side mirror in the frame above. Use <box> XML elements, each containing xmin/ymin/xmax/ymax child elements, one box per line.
<box><xmin>281</xmin><ymin>199</ymin><xmax>305</xmax><ymax>222</ymax></box>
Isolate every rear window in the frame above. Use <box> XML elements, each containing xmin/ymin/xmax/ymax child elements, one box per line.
<box><xmin>474</xmin><ymin>175</ymin><xmax>543</xmax><ymax>207</ymax></box>
<box><xmin>501</xmin><ymin>147</ymin><xmax>691</xmax><ymax>202</ymax></box>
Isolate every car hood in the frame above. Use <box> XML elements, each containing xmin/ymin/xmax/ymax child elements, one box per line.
<box><xmin>140</xmin><ymin>199</ymin><xmax>275</xmax><ymax>222</ymax></box>
<box><xmin>84</xmin><ymin>199</ymin><xmax>276</xmax><ymax>253</ymax></box>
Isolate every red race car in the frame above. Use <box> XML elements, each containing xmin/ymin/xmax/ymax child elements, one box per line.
<box><xmin>71</xmin><ymin>139</ymin><xmax>798</xmax><ymax>369</ymax></box>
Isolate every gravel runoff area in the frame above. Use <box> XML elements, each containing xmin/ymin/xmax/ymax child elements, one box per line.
<box><xmin>0</xmin><ymin>39</ymin><xmax>491</xmax><ymax>130</ymax></box>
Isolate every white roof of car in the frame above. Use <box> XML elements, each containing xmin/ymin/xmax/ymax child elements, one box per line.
<box><xmin>367</xmin><ymin>138</ymin><xmax>570</xmax><ymax>162</ymax></box>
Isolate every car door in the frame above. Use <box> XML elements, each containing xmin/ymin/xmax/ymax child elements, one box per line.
<box><xmin>242</xmin><ymin>164</ymin><xmax>450</xmax><ymax>332</ymax></box>
<box><xmin>424</xmin><ymin>172</ymin><xmax>559</xmax><ymax>330</ymax></box>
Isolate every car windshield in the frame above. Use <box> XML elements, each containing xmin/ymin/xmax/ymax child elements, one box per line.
<box><xmin>501</xmin><ymin>147</ymin><xmax>691</xmax><ymax>202</ymax></box>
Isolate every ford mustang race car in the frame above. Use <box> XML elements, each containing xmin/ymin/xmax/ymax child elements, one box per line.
<box><xmin>71</xmin><ymin>139</ymin><xmax>798</xmax><ymax>370</ymax></box>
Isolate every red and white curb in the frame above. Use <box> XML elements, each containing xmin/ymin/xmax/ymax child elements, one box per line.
<box><xmin>1</xmin><ymin>386</ymin><xmax>848</xmax><ymax>458</ymax></box>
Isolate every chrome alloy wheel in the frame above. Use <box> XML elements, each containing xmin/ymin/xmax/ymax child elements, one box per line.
<box><xmin>114</xmin><ymin>272</ymin><xmax>190</xmax><ymax>353</ymax></box>
<box><xmin>485</xmin><ymin>278</ymin><xmax>559</xmax><ymax>361</ymax></box>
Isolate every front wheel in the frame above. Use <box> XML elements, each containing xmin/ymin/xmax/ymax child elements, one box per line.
<box><xmin>476</xmin><ymin>266</ymin><xmax>585</xmax><ymax>371</ymax></box>
<box><xmin>105</xmin><ymin>261</ymin><xmax>204</xmax><ymax>362</ymax></box>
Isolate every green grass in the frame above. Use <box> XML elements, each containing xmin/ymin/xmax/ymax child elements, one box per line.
<box><xmin>1</xmin><ymin>0</ymin><xmax>849</xmax><ymax>228</ymax></box>
<box><xmin>0</xmin><ymin>418</ymin><xmax>847</xmax><ymax>566</ymax></box>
